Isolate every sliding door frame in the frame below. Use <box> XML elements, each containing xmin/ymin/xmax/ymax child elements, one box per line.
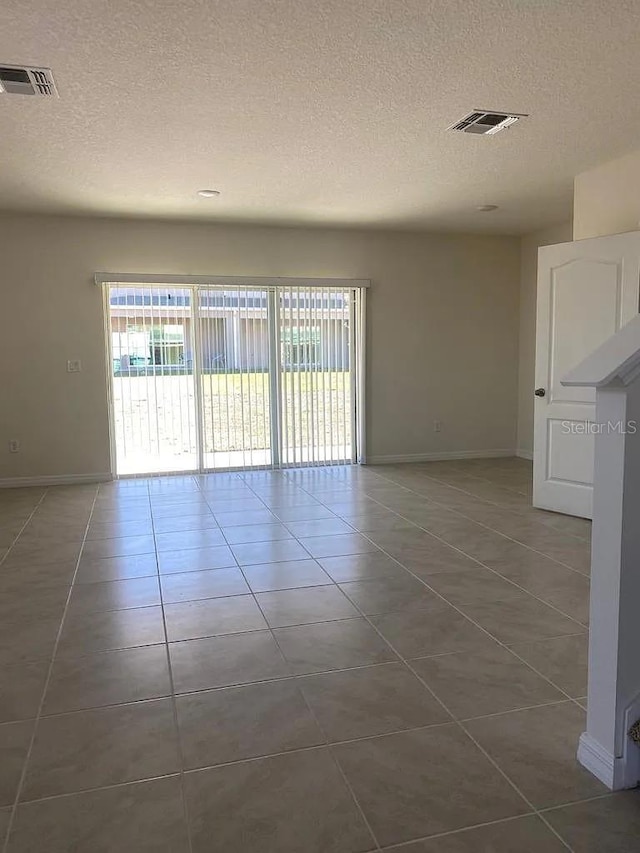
<box><xmin>99</xmin><ymin>274</ymin><xmax>369</xmax><ymax>477</ymax></box>
<box><xmin>267</xmin><ymin>289</ymin><xmax>282</xmax><ymax>469</ymax></box>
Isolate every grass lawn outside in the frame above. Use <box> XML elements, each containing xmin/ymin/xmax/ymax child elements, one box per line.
<box><xmin>113</xmin><ymin>371</ymin><xmax>351</xmax><ymax>473</ymax></box>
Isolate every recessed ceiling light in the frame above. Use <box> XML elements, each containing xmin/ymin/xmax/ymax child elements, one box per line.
<box><xmin>198</xmin><ymin>189</ymin><xmax>220</xmax><ymax>198</ymax></box>
<box><xmin>477</xmin><ymin>204</ymin><xmax>499</xmax><ymax>212</ymax></box>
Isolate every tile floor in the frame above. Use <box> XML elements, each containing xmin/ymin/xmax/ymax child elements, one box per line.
<box><xmin>0</xmin><ymin>457</ymin><xmax>638</xmax><ymax>852</ymax></box>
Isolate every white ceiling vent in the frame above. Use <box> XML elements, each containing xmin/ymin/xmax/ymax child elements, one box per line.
<box><xmin>0</xmin><ymin>65</ymin><xmax>58</xmax><ymax>97</ymax></box>
<box><xmin>449</xmin><ymin>110</ymin><xmax>526</xmax><ymax>135</ymax></box>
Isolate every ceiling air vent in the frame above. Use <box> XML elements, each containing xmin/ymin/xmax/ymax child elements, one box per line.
<box><xmin>449</xmin><ymin>110</ymin><xmax>526</xmax><ymax>135</ymax></box>
<box><xmin>0</xmin><ymin>65</ymin><xmax>58</xmax><ymax>97</ymax></box>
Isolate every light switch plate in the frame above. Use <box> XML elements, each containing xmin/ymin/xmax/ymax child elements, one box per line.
<box><xmin>67</xmin><ymin>359</ymin><xmax>82</xmax><ymax>373</ymax></box>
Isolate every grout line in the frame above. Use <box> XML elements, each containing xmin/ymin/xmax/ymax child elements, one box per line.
<box><xmin>150</xmin><ymin>489</ymin><xmax>195</xmax><ymax>853</ymax></box>
<box><xmin>0</xmin><ymin>464</ymin><xmax>591</xmax><ymax>852</ymax></box>
<box><xmin>294</xmin><ymin>489</ymin><xmax>586</xmax><ymax>710</ymax></box>
<box><xmin>377</xmin><ymin>810</ymin><xmax>540</xmax><ymax>850</ymax></box>
<box><xmin>239</xmin><ymin>559</ymin><xmax>382</xmax><ymax>849</ymax></box>
<box><xmin>294</xmin><ymin>533</ymin><xmax>576</xmax><ymax>851</ymax></box>
<box><xmin>367</xmin><ymin>468</ymin><xmax>590</xmax><ymax>575</ymax></box>
<box><xmin>8</xmin><ymin>716</ymin><xmax>606</xmax><ymax>816</ymax></box>
<box><xmin>0</xmin><ymin>490</ymin><xmax>51</xmax><ymax>569</ymax></box>
<box><xmin>2</xmin><ymin>484</ymin><xmax>101</xmax><ymax>853</ymax></box>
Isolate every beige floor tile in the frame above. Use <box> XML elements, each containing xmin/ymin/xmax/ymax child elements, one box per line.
<box><xmin>206</xmin><ymin>497</ymin><xmax>266</xmax><ymax>513</ymax></box>
<box><xmin>0</xmin><ymin>661</ymin><xmax>49</xmax><ymax>724</ymax></box>
<box><xmin>169</xmin><ymin>631</ymin><xmax>291</xmax><ymax>692</ymax></box>
<box><xmin>0</xmin><ymin>584</ymin><xmax>69</xmax><ymax>622</ymax></box>
<box><xmin>398</xmin><ymin>546</ymin><xmax>482</xmax><ymax>578</ymax></box>
<box><xmin>508</xmin><ymin>633</ymin><xmax>588</xmax><ymax>697</ymax></box>
<box><xmin>23</xmin><ymin>699</ymin><xmax>180</xmax><ymax>800</ymax></box>
<box><xmin>184</xmin><ymin>748</ymin><xmax>375</xmax><ymax>853</ymax></box>
<box><xmin>544</xmin><ymin>790</ymin><xmax>640</xmax><ymax>852</ymax></box>
<box><xmin>164</xmin><ymin>595</ymin><xmax>266</xmax><ymax>641</ymax></box>
<box><xmin>231</xmin><ymin>539</ymin><xmax>310</xmax><ymax>565</ymax></box>
<box><xmin>333</xmin><ymin>725</ymin><xmax>528</xmax><ymax>846</ymax></box>
<box><xmin>348</xmin><ymin>516</ymin><xmax>417</xmax><ymax>534</ymax></box>
<box><xmin>67</xmin><ymin>576</ymin><xmax>161</xmax><ymax>615</ymax></box>
<box><xmin>91</xmin><ymin>508</ymin><xmax>152</xmax><ymax>525</ymax></box>
<box><xmin>338</xmin><ymin>574</ymin><xmax>439</xmax><ymax>615</ymax></box>
<box><xmin>300</xmin><ymin>534</ymin><xmax>378</xmax><ymax>559</ymax></box>
<box><xmin>412</xmin><ymin>643</ymin><xmax>564</xmax><ymax>719</ymax></box>
<box><xmin>274</xmin><ymin>618</ymin><xmax>397</xmax><ymax>674</ymax></box>
<box><xmin>371</xmin><ymin>605</ymin><xmax>496</xmax><ymax>658</ymax></box>
<box><xmin>57</xmin><ymin>606</ymin><xmax>166</xmax><ymax>656</ymax></box>
<box><xmin>160</xmin><ymin>567</ymin><xmax>249</xmax><ymax>603</ymax></box>
<box><xmin>492</xmin><ymin>556</ymin><xmax>591</xmax><ymax>624</ymax></box>
<box><xmin>75</xmin><ymin>553</ymin><xmax>158</xmax><ymax>583</ymax></box>
<box><xmin>299</xmin><ymin>662</ymin><xmax>449</xmax><ymax>741</ymax></box>
<box><xmin>261</xmin><ymin>494</ymin><xmax>322</xmax><ymax>510</ymax></box>
<box><xmin>222</xmin><ymin>523</ymin><xmax>293</xmax><ymax>545</ymax></box>
<box><xmin>285</xmin><ymin>518</ymin><xmax>354</xmax><ymax>538</ymax></box>
<box><xmin>152</xmin><ymin>513</ymin><xmax>219</xmax><ymax>534</ymax></box>
<box><xmin>0</xmin><ymin>617</ymin><xmax>61</xmax><ymax>667</ymax></box>
<box><xmin>272</xmin><ymin>505</ymin><xmax>337</xmax><ymax>523</ymax></box>
<box><xmin>256</xmin><ymin>586</ymin><xmax>359</xmax><ymax>628</ymax></box>
<box><xmin>242</xmin><ymin>559</ymin><xmax>332</xmax><ymax>592</ymax></box>
<box><xmin>157</xmin><ymin>545</ymin><xmax>236</xmax><ymax>574</ymax></box>
<box><xmin>81</xmin><ymin>536</ymin><xmax>156</xmax><ymax>561</ymax></box>
<box><xmin>395</xmin><ymin>815</ymin><xmax>568</xmax><ymax>852</ymax></box>
<box><xmin>423</xmin><ymin>568</ymin><xmax>525</xmax><ymax>606</ymax></box>
<box><xmin>3</xmin><ymin>542</ymin><xmax>82</xmax><ymax>568</ymax></box>
<box><xmin>318</xmin><ymin>552</ymin><xmax>407</xmax><ymax>582</ymax></box>
<box><xmin>215</xmin><ymin>509</ymin><xmax>277</xmax><ymax>527</ymax></box>
<box><xmin>459</xmin><ymin>596</ymin><xmax>584</xmax><ymax>644</ymax></box>
<box><xmin>177</xmin><ymin>680</ymin><xmax>324</xmax><ymax>768</ymax></box>
<box><xmin>7</xmin><ymin>776</ymin><xmax>190</xmax><ymax>852</ymax></box>
<box><xmin>2</xmin><ymin>465</ymin><xmax>628</xmax><ymax>850</ymax></box>
<box><xmin>151</xmin><ymin>501</ymin><xmax>212</xmax><ymax>518</ymax></box>
<box><xmin>465</xmin><ymin>702</ymin><xmax>606</xmax><ymax>807</ymax></box>
<box><xmin>154</xmin><ymin>527</ymin><xmax>227</xmax><ymax>552</ymax></box>
<box><xmin>43</xmin><ymin>645</ymin><xmax>171</xmax><ymax>714</ymax></box>
<box><xmin>17</xmin><ymin>526</ymin><xmax>87</xmax><ymax>548</ymax></box>
<box><xmin>0</xmin><ymin>720</ymin><xmax>34</xmax><ymax>806</ymax></box>
<box><xmin>0</xmin><ymin>807</ymin><xmax>10</xmax><ymax>847</ymax></box>
<box><xmin>86</xmin><ymin>519</ymin><xmax>154</xmax><ymax>540</ymax></box>
<box><xmin>0</xmin><ymin>560</ymin><xmax>77</xmax><ymax>588</ymax></box>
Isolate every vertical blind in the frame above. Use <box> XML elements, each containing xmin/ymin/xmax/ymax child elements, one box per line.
<box><xmin>103</xmin><ymin>280</ymin><xmax>366</xmax><ymax>476</ymax></box>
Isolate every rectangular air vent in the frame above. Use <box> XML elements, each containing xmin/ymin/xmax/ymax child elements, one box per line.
<box><xmin>0</xmin><ymin>65</ymin><xmax>58</xmax><ymax>97</ymax></box>
<box><xmin>449</xmin><ymin>110</ymin><xmax>526</xmax><ymax>135</ymax></box>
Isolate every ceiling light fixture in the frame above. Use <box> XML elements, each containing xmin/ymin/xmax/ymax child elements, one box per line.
<box><xmin>477</xmin><ymin>204</ymin><xmax>499</xmax><ymax>212</ymax></box>
<box><xmin>198</xmin><ymin>189</ymin><xmax>220</xmax><ymax>198</ymax></box>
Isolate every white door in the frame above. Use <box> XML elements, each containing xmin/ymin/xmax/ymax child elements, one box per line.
<box><xmin>533</xmin><ymin>232</ymin><xmax>640</xmax><ymax>518</ymax></box>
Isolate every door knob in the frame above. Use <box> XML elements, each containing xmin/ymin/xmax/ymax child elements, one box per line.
<box><xmin>534</xmin><ymin>388</ymin><xmax>546</xmax><ymax>397</ymax></box>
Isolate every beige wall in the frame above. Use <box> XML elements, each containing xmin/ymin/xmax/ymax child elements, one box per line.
<box><xmin>517</xmin><ymin>221</ymin><xmax>573</xmax><ymax>456</ymax></box>
<box><xmin>0</xmin><ymin>213</ymin><xmax>520</xmax><ymax>480</ymax></box>
<box><xmin>574</xmin><ymin>149</ymin><xmax>640</xmax><ymax>240</ymax></box>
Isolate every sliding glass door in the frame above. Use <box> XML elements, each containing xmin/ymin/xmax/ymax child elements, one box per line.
<box><xmin>198</xmin><ymin>288</ymin><xmax>273</xmax><ymax>470</ymax></box>
<box><xmin>108</xmin><ymin>286</ymin><xmax>198</xmax><ymax>475</ymax></box>
<box><xmin>106</xmin><ymin>281</ymin><xmax>364</xmax><ymax>476</ymax></box>
<box><xmin>279</xmin><ymin>286</ymin><xmax>354</xmax><ymax>466</ymax></box>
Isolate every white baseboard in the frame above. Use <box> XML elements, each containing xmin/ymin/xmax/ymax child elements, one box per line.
<box><xmin>365</xmin><ymin>449</ymin><xmax>516</xmax><ymax>465</ymax></box>
<box><xmin>516</xmin><ymin>448</ymin><xmax>533</xmax><ymax>460</ymax></box>
<box><xmin>578</xmin><ymin>731</ymin><xmax>640</xmax><ymax>791</ymax></box>
<box><xmin>0</xmin><ymin>473</ymin><xmax>113</xmax><ymax>488</ymax></box>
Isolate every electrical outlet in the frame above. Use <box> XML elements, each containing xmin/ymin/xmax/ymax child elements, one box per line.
<box><xmin>433</xmin><ymin>420</ymin><xmax>442</xmax><ymax>433</ymax></box>
<box><xmin>67</xmin><ymin>359</ymin><xmax>82</xmax><ymax>373</ymax></box>
<box><xmin>9</xmin><ymin>439</ymin><xmax>19</xmax><ymax>453</ymax></box>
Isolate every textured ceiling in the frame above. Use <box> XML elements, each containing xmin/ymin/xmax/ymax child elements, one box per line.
<box><xmin>2</xmin><ymin>0</ymin><xmax>640</xmax><ymax>233</ymax></box>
